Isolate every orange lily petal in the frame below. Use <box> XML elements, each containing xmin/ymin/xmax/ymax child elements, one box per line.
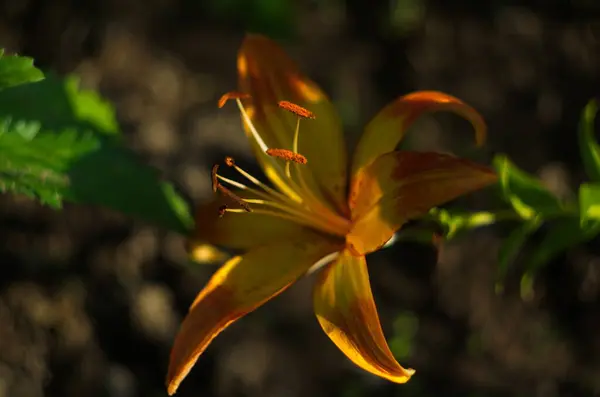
<box><xmin>313</xmin><ymin>250</ymin><xmax>415</xmax><ymax>382</ymax></box>
<box><xmin>167</xmin><ymin>236</ymin><xmax>341</xmax><ymax>395</ymax></box>
<box><xmin>188</xmin><ymin>194</ymin><xmax>310</xmax><ymax>251</ymax></box>
<box><xmin>238</xmin><ymin>34</ymin><xmax>348</xmax><ymax>212</ymax></box>
<box><xmin>351</xmin><ymin>91</ymin><xmax>487</xmax><ymax>184</ymax></box>
<box><xmin>347</xmin><ymin>151</ymin><xmax>497</xmax><ymax>255</ymax></box>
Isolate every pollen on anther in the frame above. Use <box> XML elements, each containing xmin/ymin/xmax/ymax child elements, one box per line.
<box><xmin>278</xmin><ymin>100</ymin><xmax>315</xmax><ymax>119</ymax></box>
<box><xmin>266</xmin><ymin>148</ymin><xmax>308</xmax><ymax>165</ymax></box>
<box><xmin>211</xmin><ymin>164</ymin><xmax>220</xmax><ymax>193</ymax></box>
<box><xmin>218</xmin><ymin>92</ymin><xmax>251</xmax><ymax>108</ymax></box>
<box><xmin>224</xmin><ymin>156</ymin><xmax>235</xmax><ymax>167</ymax></box>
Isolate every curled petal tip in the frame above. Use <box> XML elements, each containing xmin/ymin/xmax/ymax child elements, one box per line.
<box><xmin>399</xmin><ymin>91</ymin><xmax>487</xmax><ymax>147</ymax></box>
<box><xmin>352</xmin><ymin>90</ymin><xmax>488</xmax><ymax>179</ymax></box>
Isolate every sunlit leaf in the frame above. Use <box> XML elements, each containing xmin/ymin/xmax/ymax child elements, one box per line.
<box><xmin>0</xmin><ymin>49</ymin><xmax>44</xmax><ymax>90</ymax></box>
<box><xmin>493</xmin><ymin>154</ymin><xmax>563</xmax><ymax>220</ymax></box>
<box><xmin>0</xmin><ymin>74</ymin><xmax>193</xmax><ymax>233</ymax></box>
<box><xmin>579</xmin><ymin>183</ymin><xmax>600</xmax><ymax>224</ymax></box>
<box><xmin>578</xmin><ymin>99</ymin><xmax>600</xmax><ymax>182</ymax></box>
<box><xmin>0</xmin><ymin>73</ymin><xmax>119</xmax><ymax>137</ymax></box>
<box><xmin>495</xmin><ymin>217</ymin><xmax>542</xmax><ymax>294</ymax></box>
<box><xmin>429</xmin><ymin>207</ymin><xmax>496</xmax><ymax>239</ymax></box>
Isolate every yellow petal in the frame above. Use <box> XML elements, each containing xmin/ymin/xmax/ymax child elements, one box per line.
<box><xmin>238</xmin><ymin>34</ymin><xmax>348</xmax><ymax>212</ymax></box>
<box><xmin>167</xmin><ymin>236</ymin><xmax>341</xmax><ymax>395</ymax></box>
<box><xmin>351</xmin><ymin>91</ymin><xmax>486</xmax><ymax>183</ymax></box>
<box><xmin>347</xmin><ymin>151</ymin><xmax>497</xmax><ymax>255</ymax></box>
<box><xmin>313</xmin><ymin>250</ymin><xmax>415</xmax><ymax>383</ymax></box>
<box><xmin>188</xmin><ymin>243</ymin><xmax>229</xmax><ymax>264</ymax></box>
<box><xmin>188</xmin><ymin>194</ymin><xmax>310</xmax><ymax>251</ymax></box>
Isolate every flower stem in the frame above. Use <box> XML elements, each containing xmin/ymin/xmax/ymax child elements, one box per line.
<box><xmin>393</xmin><ymin>205</ymin><xmax>580</xmax><ymax>245</ymax></box>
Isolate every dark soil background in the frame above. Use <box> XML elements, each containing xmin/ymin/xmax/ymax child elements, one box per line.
<box><xmin>1</xmin><ymin>1</ymin><xmax>600</xmax><ymax>396</ymax></box>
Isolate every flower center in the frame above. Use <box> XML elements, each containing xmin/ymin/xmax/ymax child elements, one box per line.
<box><xmin>211</xmin><ymin>92</ymin><xmax>351</xmax><ymax>237</ymax></box>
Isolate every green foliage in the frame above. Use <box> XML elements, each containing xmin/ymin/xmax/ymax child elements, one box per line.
<box><xmin>578</xmin><ymin>100</ymin><xmax>600</xmax><ymax>182</ymax></box>
<box><xmin>579</xmin><ymin>183</ymin><xmax>600</xmax><ymax>223</ymax></box>
<box><xmin>489</xmin><ymin>115</ymin><xmax>600</xmax><ymax>295</ymax></box>
<box><xmin>494</xmin><ymin>217</ymin><xmax>541</xmax><ymax>294</ymax></box>
<box><xmin>0</xmin><ymin>53</ymin><xmax>192</xmax><ymax>233</ymax></box>
<box><xmin>419</xmin><ymin>99</ymin><xmax>600</xmax><ymax>299</ymax></box>
<box><xmin>429</xmin><ymin>208</ymin><xmax>496</xmax><ymax>239</ymax></box>
<box><xmin>520</xmin><ymin>218</ymin><xmax>600</xmax><ymax>299</ymax></box>
<box><xmin>0</xmin><ymin>50</ymin><xmax>44</xmax><ymax>90</ymax></box>
<box><xmin>493</xmin><ymin>154</ymin><xmax>563</xmax><ymax>219</ymax></box>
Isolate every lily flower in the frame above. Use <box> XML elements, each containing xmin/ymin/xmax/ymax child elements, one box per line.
<box><xmin>166</xmin><ymin>34</ymin><xmax>497</xmax><ymax>395</ymax></box>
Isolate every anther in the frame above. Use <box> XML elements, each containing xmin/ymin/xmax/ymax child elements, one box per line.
<box><xmin>211</xmin><ymin>164</ymin><xmax>220</xmax><ymax>193</ymax></box>
<box><xmin>218</xmin><ymin>205</ymin><xmax>228</xmax><ymax>218</ymax></box>
<box><xmin>266</xmin><ymin>148</ymin><xmax>308</xmax><ymax>165</ymax></box>
<box><xmin>218</xmin><ymin>92</ymin><xmax>251</xmax><ymax>108</ymax></box>
<box><xmin>217</xmin><ymin>184</ymin><xmax>252</xmax><ymax>212</ymax></box>
<box><xmin>224</xmin><ymin>156</ymin><xmax>235</xmax><ymax>167</ymax></box>
<box><xmin>278</xmin><ymin>101</ymin><xmax>315</xmax><ymax>119</ymax></box>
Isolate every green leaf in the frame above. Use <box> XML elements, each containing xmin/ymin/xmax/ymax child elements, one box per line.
<box><xmin>0</xmin><ymin>73</ymin><xmax>119</xmax><ymax>137</ymax></box>
<box><xmin>0</xmin><ymin>49</ymin><xmax>44</xmax><ymax>90</ymax></box>
<box><xmin>0</xmin><ymin>74</ymin><xmax>193</xmax><ymax>234</ymax></box>
<box><xmin>493</xmin><ymin>154</ymin><xmax>563</xmax><ymax>219</ymax></box>
<box><xmin>495</xmin><ymin>217</ymin><xmax>542</xmax><ymax>294</ymax></box>
<box><xmin>520</xmin><ymin>218</ymin><xmax>600</xmax><ymax>299</ymax></box>
<box><xmin>579</xmin><ymin>183</ymin><xmax>600</xmax><ymax>223</ymax></box>
<box><xmin>429</xmin><ymin>208</ymin><xmax>496</xmax><ymax>239</ymax></box>
<box><xmin>578</xmin><ymin>99</ymin><xmax>600</xmax><ymax>182</ymax></box>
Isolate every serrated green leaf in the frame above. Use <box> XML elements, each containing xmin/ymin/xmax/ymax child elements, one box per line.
<box><xmin>578</xmin><ymin>99</ymin><xmax>600</xmax><ymax>182</ymax></box>
<box><xmin>495</xmin><ymin>217</ymin><xmax>542</xmax><ymax>294</ymax></box>
<box><xmin>579</xmin><ymin>183</ymin><xmax>600</xmax><ymax>224</ymax></box>
<box><xmin>493</xmin><ymin>154</ymin><xmax>563</xmax><ymax>219</ymax></box>
<box><xmin>0</xmin><ymin>73</ymin><xmax>119</xmax><ymax>138</ymax></box>
<box><xmin>0</xmin><ymin>50</ymin><xmax>44</xmax><ymax>90</ymax></box>
<box><xmin>0</xmin><ymin>74</ymin><xmax>193</xmax><ymax>233</ymax></box>
<box><xmin>520</xmin><ymin>218</ymin><xmax>600</xmax><ymax>297</ymax></box>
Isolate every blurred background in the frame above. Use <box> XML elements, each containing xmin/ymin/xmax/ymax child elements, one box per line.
<box><xmin>1</xmin><ymin>0</ymin><xmax>600</xmax><ymax>396</ymax></box>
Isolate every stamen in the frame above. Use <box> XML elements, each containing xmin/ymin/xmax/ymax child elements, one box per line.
<box><xmin>218</xmin><ymin>92</ymin><xmax>250</xmax><ymax>108</ymax></box>
<box><xmin>224</xmin><ymin>208</ymin><xmax>247</xmax><ymax>214</ymax></box>
<box><xmin>278</xmin><ymin>101</ymin><xmax>315</xmax><ymax>119</ymax></box>
<box><xmin>217</xmin><ymin>174</ymin><xmax>248</xmax><ymax>191</ymax></box>
<box><xmin>217</xmin><ymin>184</ymin><xmax>252</xmax><ymax>212</ymax></box>
<box><xmin>234</xmin><ymin>98</ymin><xmax>269</xmax><ymax>152</ymax></box>
<box><xmin>211</xmin><ymin>155</ymin><xmax>352</xmax><ymax>236</ymax></box>
<box><xmin>266</xmin><ymin>148</ymin><xmax>308</xmax><ymax>165</ymax></box>
<box><xmin>211</xmin><ymin>164</ymin><xmax>220</xmax><ymax>193</ymax></box>
<box><xmin>209</xmin><ymin>95</ymin><xmax>352</xmax><ymax>237</ymax></box>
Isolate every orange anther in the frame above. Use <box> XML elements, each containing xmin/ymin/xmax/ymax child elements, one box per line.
<box><xmin>278</xmin><ymin>101</ymin><xmax>315</xmax><ymax>119</ymax></box>
<box><xmin>266</xmin><ymin>148</ymin><xmax>308</xmax><ymax>165</ymax></box>
<box><xmin>218</xmin><ymin>92</ymin><xmax>250</xmax><ymax>108</ymax></box>
<box><xmin>211</xmin><ymin>164</ymin><xmax>220</xmax><ymax>193</ymax></box>
<box><xmin>224</xmin><ymin>156</ymin><xmax>235</xmax><ymax>167</ymax></box>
